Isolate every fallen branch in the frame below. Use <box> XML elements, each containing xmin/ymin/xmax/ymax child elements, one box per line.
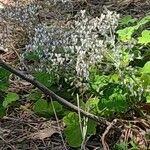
<box><xmin>101</xmin><ymin>119</ymin><xmax>118</xmax><ymax>150</ymax></box>
<box><xmin>0</xmin><ymin>59</ymin><xmax>110</xmax><ymax>126</ymax></box>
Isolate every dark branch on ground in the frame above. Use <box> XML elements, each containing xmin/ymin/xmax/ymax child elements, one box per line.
<box><xmin>0</xmin><ymin>59</ymin><xmax>110</xmax><ymax>126</ymax></box>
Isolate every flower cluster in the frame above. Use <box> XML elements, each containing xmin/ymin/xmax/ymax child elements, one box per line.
<box><xmin>2</xmin><ymin>2</ymin><xmax>40</xmax><ymax>25</ymax></box>
<box><xmin>23</xmin><ymin>9</ymin><xmax>120</xmax><ymax>88</ymax></box>
<box><xmin>72</xmin><ymin>9</ymin><xmax>119</xmax><ymax>80</ymax></box>
<box><xmin>1</xmin><ymin>1</ymin><xmax>145</xmax><ymax>98</ymax></box>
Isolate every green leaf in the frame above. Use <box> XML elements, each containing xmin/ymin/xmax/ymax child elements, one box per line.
<box><xmin>138</xmin><ymin>30</ymin><xmax>150</xmax><ymax>45</ymax></box>
<box><xmin>29</xmin><ymin>90</ymin><xmax>42</xmax><ymax>101</ymax></box>
<box><xmin>119</xmin><ymin>15</ymin><xmax>137</xmax><ymax>25</ymax></box>
<box><xmin>63</xmin><ymin>112</ymin><xmax>79</xmax><ymax>127</ymax></box>
<box><xmin>140</xmin><ymin>74</ymin><xmax>150</xmax><ymax>88</ymax></box>
<box><xmin>117</xmin><ymin>27</ymin><xmax>135</xmax><ymax>42</ymax></box>
<box><xmin>33</xmin><ymin>99</ymin><xmax>62</xmax><ymax>116</ymax></box>
<box><xmin>146</xmin><ymin>94</ymin><xmax>150</xmax><ymax>103</ymax></box>
<box><xmin>86</xmin><ymin>119</ymin><xmax>96</xmax><ymax>135</ymax></box>
<box><xmin>136</xmin><ymin>15</ymin><xmax>150</xmax><ymax>28</ymax></box>
<box><xmin>110</xmin><ymin>74</ymin><xmax>119</xmax><ymax>83</ymax></box>
<box><xmin>3</xmin><ymin>92</ymin><xmax>19</xmax><ymax>108</ymax></box>
<box><xmin>0</xmin><ymin>67</ymin><xmax>10</xmax><ymax>79</ymax></box>
<box><xmin>63</xmin><ymin>112</ymin><xmax>96</xmax><ymax>147</ymax></box>
<box><xmin>142</xmin><ymin>61</ymin><xmax>150</xmax><ymax>74</ymax></box>
<box><xmin>0</xmin><ymin>81</ymin><xmax>9</xmax><ymax>91</ymax></box>
<box><xmin>108</xmin><ymin>93</ymin><xmax>128</xmax><ymax>113</ymax></box>
<box><xmin>47</xmin><ymin>101</ymin><xmax>62</xmax><ymax>115</ymax></box>
<box><xmin>89</xmin><ymin>74</ymin><xmax>109</xmax><ymax>92</ymax></box>
<box><xmin>34</xmin><ymin>71</ymin><xmax>55</xmax><ymax>88</ymax></box>
<box><xmin>64</xmin><ymin>124</ymin><xmax>82</xmax><ymax>147</ymax></box>
<box><xmin>0</xmin><ymin>104</ymin><xmax>6</xmax><ymax>118</ymax></box>
<box><xmin>98</xmin><ymin>91</ymin><xmax>128</xmax><ymax>116</ymax></box>
<box><xmin>63</xmin><ymin>112</ymin><xmax>82</xmax><ymax>147</ymax></box>
<box><xmin>0</xmin><ymin>67</ymin><xmax>10</xmax><ymax>91</ymax></box>
<box><xmin>33</xmin><ymin>99</ymin><xmax>49</xmax><ymax>116</ymax></box>
<box><xmin>85</xmin><ymin>98</ymin><xmax>99</xmax><ymax>114</ymax></box>
<box><xmin>24</xmin><ymin>51</ymin><xmax>40</xmax><ymax>62</ymax></box>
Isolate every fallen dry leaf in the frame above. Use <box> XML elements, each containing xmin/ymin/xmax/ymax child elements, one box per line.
<box><xmin>30</xmin><ymin>127</ymin><xmax>59</xmax><ymax>140</ymax></box>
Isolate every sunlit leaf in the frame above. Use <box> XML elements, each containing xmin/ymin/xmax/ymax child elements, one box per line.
<box><xmin>117</xmin><ymin>27</ymin><xmax>135</xmax><ymax>42</ymax></box>
<box><xmin>3</xmin><ymin>92</ymin><xmax>19</xmax><ymax>108</ymax></box>
<box><xmin>142</xmin><ymin>61</ymin><xmax>150</xmax><ymax>74</ymax></box>
<box><xmin>138</xmin><ymin>30</ymin><xmax>150</xmax><ymax>45</ymax></box>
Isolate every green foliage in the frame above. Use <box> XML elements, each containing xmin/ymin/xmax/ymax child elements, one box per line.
<box><xmin>3</xmin><ymin>92</ymin><xmax>19</xmax><ymax>108</ymax></box>
<box><xmin>24</xmin><ymin>46</ymin><xmax>44</xmax><ymax>62</ymax></box>
<box><xmin>138</xmin><ymin>30</ymin><xmax>150</xmax><ymax>45</ymax></box>
<box><xmin>119</xmin><ymin>15</ymin><xmax>137</xmax><ymax>26</ymax></box>
<box><xmin>0</xmin><ymin>103</ymin><xmax>6</xmax><ymax>118</ymax></box>
<box><xmin>33</xmin><ymin>99</ymin><xmax>62</xmax><ymax>117</ymax></box>
<box><xmin>146</xmin><ymin>94</ymin><xmax>150</xmax><ymax>103</ymax></box>
<box><xmin>34</xmin><ymin>71</ymin><xmax>56</xmax><ymax>88</ymax></box>
<box><xmin>114</xmin><ymin>141</ymin><xmax>140</xmax><ymax>150</ymax></box>
<box><xmin>0</xmin><ymin>12</ymin><xmax>150</xmax><ymax>148</ymax></box>
<box><xmin>117</xmin><ymin>27</ymin><xmax>135</xmax><ymax>42</ymax></box>
<box><xmin>98</xmin><ymin>91</ymin><xmax>128</xmax><ymax>116</ymax></box>
<box><xmin>89</xmin><ymin>70</ymin><xmax>109</xmax><ymax>93</ymax></box>
<box><xmin>85</xmin><ymin>98</ymin><xmax>100</xmax><ymax>114</ymax></box>
<box><xmin>63</xmin><ymin>112</ymin><xmax>96</xmax><ymax>147</ymax></box>
<box><xmin>0</xmin><ymin>67</ymin><xmax>11</xmax><ymax>117</ymax></box>
<box><xmin>136</xmin><ymin>14</ymin><xmax>150</xmax><ymax>28</ymax></box>
<box><xmin>24</xmin><ymin>51</ymin><xmax>40</xmax><ymax>62</ymax></box>
<box><xmin>140</xmin><ymin>73</ymin><xmax>150</xmax><ymax>88</ymax></box>
<box><xmin>0</xmin><ymin>67</ymin><xmax>10</xmax><ymax>91</ymax></box>
<box><xmin>63</xmin><ymin>112</ymin><xmax>83</xmax><ymax>147</ymax></box>
<box><xmin>88</xmin><ymin>69</ymin><xmax>130</xmax><ymax>116</ymax></box>
<box><xmin>29</xmin><ymin>89</ymin><xmax>42</xmax><ymax>101</ymax></box>
<box><xmin>142</xmin><ymin>61</ymin><xmax>150</xmax><ymax>74</ymax></box>
<box><xmin>117</xmin><ymin>14</ymin><xmax>150</xmax><ymax>42</ymax></box>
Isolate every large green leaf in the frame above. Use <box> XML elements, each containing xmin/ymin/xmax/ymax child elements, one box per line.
<box><xmin>116</xmin><ymin>27</ymin><xmax>135</xmax><ymax>42</ymax></box>
<box><xmin>64</xmin><ymin>112</ymin><xmax>82</xmax><ymax>147</ymax></box>
<box><xmin>138</xmin><ymin>30</ymin><xmax>150</xmax><ymax>45</ymax></box>
<box><xmin>63</xmin><ymin>112</ymin><xmax>96</xmax><ymax>147</ymax></box>
<box><xmin>98</xmin><ymin>91</ymin><xmax>128</xmax><ymax>116</ymax></box>
<box><xmin>29</xmin><ymin>90</ymin><xmax>42</xmax><ymax>101</ymax></box>
<box><xmin>0</xmin><ymin>67</ymin><xmax>10</xmax><ymax>79</ymax></box>
<box><xmin>140</xmin><ymin>74</ymin><xmax>150</xmax><ymax>88</ymax></box>
<box><xmin>146</xmin><ymin>94</ymin><xmax>150</xmax><ymax>103</ymax></box>
<box><xmin>0</xmin><ymin>82</ymin><xmax>9</xmax><ymax>91</ymax></box>
<box><xmin>86</xmin><ymin>119</ymin><xmax>96</xmax><ymax>135</ymax></box>
<box><xmin>33</xmin><ymin>99</ymin><xmax>49</xmax><ymax>115</ymax></box>
<box><xmin>3</xmin><ymin>92</ymin><xmax>19</xmax><ymax>108</ymax></box>
<box><xmin>34</xmin><ymin>71</ymin><xmax>55</xmax><ymax>88</ymax></box>
<box><xmin>47</xmin><ymin>101</ymin><xmax>62</xmax><ymax>115</ymax></box>
<box><xmin>142</xmin><ymin>61</ymin><xmax>150</xmax><ymax>74</ymax></box>
<box><xmin>33</xmin><ymin>99</ymin><xmax>62</xmax><ymax>116</ymax></box>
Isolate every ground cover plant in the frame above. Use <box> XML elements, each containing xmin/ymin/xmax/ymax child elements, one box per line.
<box><xmin>0</xmin><ymin>0</ymin><xmax>150</xmax><ymax>149</ymax></box>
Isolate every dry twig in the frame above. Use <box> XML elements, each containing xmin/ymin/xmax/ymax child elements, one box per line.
<box><xmin>0</xmin><ymin>59</ymin><xmax>110</xmax><ymax>126</ymax></box>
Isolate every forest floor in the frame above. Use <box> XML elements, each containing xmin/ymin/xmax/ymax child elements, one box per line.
<box><xmin>0</xmin><ymin>0</ymin><xmax>150</xmax><ymax>150</ymax></box>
